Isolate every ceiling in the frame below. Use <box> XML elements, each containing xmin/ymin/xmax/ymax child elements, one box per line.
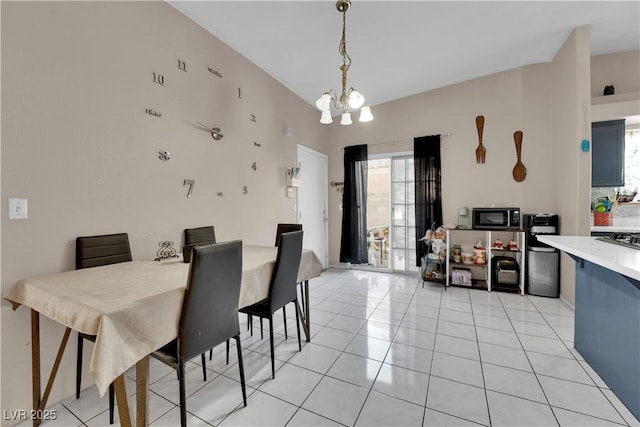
<box><xmin>168</xmin><ymin>1</ymin><xmax>640</xmax><ymax>110</ymax></box>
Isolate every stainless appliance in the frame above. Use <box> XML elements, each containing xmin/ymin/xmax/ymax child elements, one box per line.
<box><xmin>491</xmin><ymin>256</ymin><xmax>520</xmax><ymax>287</ymax></box>
<box><xmin>596</xmin><ymin>232</ymin><xmax>640</xmax><ymax>250</ymax></box>
<box><xmin>524</xmin><ymin>213</ymin><xmax>560</xmax><ymax>297</ymax></box>
<box><xmin>472</xmin><ymin>207</ymin><xmax>520</xmax><ymax>230</ymax></box>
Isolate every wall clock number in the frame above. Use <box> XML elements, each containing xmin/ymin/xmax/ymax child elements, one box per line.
<box><xmin>177</xmin><ymin>60</ymin><xmax>187</xmax><ymax>72</ymax></box>
<box><xmin>183</xmin><ymin>179</ymin><xmax>195</xmax><ymax>198</ymax></box>
<box><xmin>145</xmin><ymin>108</ymin><xmax>162</xmax><ymax>118</ymax></box>
<box><xmin>152</xmin><ymin>72</ymin><xmax>165</xmax><ymax>86</ymax></box>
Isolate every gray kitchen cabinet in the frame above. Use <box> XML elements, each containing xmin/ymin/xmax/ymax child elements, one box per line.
<box><xmin>592</xmin><ymin>119</ymin><xmax>625</xmax><ymax>187</ymax></box>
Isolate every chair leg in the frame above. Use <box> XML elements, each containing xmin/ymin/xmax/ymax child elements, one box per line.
<box><xmin>209</xmin><ymin>347</ymin><xmax>213</xmax><ymax>361</ymax></box>
<box><xmin>282</xmin><ymin>306</ymin><xmax>288</xmax><ymax>339</ymax></box>
<box><xmin>226</xmin><ymin>339</ymin><xmax>230</xmax><ymax>364</ymax></box>
<box><xmin>178</xmin><ymin>362</ymin><xmax>187</xmax><ymax>427</ymax></box>
<box><xmin>76</xmin><ymin>334</ymin><xmax>83</xmax><ymax>399</ymax></box>
<box><xmin>247</xmin><ymin>313</ymin><xmax>251</xmax><ymax>331</ymax></box>
<box><xmin>108</xmin><ymin>383</ymin><xmax>114</xmax><ymax>424</ymax></box>
<box><xmin>260</xmin><ymin>317</ymin><xmax>264</xmax><ymax>340</ymax></box>
<box><xmin>201</xmin><ymin>353</ymin><xmax>207</xmax><ymax>381</ymax></box>
<box><xmin>294</xmin><ymin>299</ymin><xmax>302</xmax><ymax>351</ymax></box>
<box><xmin>269</xmin><ymin>315</ymin><xmax>275</xmax><ymax>379</ymax></box>
<box><xmin>234</xmin><ymin>336</ymin><xmax>247</xmax><ymax>407</ymax></box>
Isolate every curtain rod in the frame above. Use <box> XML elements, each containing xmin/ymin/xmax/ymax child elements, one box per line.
<box><xmin>343</xmin><ymin>133</ymin><xmax>451</xmax><ymax>149</ymax></box>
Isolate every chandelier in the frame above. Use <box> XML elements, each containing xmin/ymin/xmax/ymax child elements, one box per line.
<box><xmin>315</xmin><ymin>0</ymin><xmax>373</xmax><ymax>125</ymax></box>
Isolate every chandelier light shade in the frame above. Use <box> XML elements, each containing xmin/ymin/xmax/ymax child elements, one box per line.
<box><xmin>316</xmin><ymin>0</ymin><xmax>373</xmax><ymax>125</ymax></box>
<box><xmin>320</xmin><ymin>110</ymin><xmax>333</xmax><ymax>124</ymax></box>
<box><xmin>359</xmin><ymin>106</ymin><xmax>373</xmax><ymax>122</ymax></box>
<box><xmin>340</xmin><ymin>112</ymin><xmax>353</xmax><ymax>126</ymax></box>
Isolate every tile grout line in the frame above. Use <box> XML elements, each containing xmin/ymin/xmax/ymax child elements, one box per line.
<box><xmin>350</xmin><ymin>273</ymin><xmax>414</xmax><ymax>427</ymax></box>
<box><xmin>500</xmin><ymin>293</ymin><xmax>565</xmax><ymax>426</ymax></box>
<box><xmin>470</xmin><ymin>286</ymin><xmax>493</xmax><ymax>427</ymax></box>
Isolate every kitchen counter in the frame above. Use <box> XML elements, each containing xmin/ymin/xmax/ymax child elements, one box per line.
<box><xmin>538</xmin><ymin>234</ymin><xmax>640</xmax><ymax>421</ymax></box>
<box><xmin>591</xmin><ymin>216</ymin><xmax>640</xmax><ymax>233</ymax></box>
<box><xmin>537</xmin><ymin>235</ymin><xmax>640</xmax><ymax>280</ymax></box>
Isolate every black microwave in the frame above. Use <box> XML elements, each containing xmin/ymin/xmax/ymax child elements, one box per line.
<box><xmin>472</xmin><ymin>208</ymin><xmax>520</xmax><ymax>230</ymax></box>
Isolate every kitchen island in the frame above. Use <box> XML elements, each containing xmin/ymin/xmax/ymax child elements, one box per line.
<box><xmin>538</xmin><ymin>235</ymin><xmax>640</xmax><ymax>420</ymax></box>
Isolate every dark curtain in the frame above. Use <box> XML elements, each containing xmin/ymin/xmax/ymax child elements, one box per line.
<box><xmin>414</xmin><ymin>135</ymin><xmax>442</xmax><ymax>266</ymax></box>
<box><xmin>340</xmin><ymin>144</ymin><xmax>368</xmax><ymax>264</ymax></box>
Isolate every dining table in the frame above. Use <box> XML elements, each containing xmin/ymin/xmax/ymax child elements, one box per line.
<box><xmin>3</xmin><ymin>244</ymin><xmax>322</xmax><ymax>427</ymax></box>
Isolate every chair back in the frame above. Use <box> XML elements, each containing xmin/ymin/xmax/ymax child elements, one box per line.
<box><xmin>275</xmin><ymin>223</ymin><xmax>302</xmax><ymax>247</ymax></box>
<box><xmin>184</xmin><ymin>226</ymin><xmax>216</xmax><ymax>246</ymax></box>
<box><xmin>268</xmin><ymin>230</ymin><xmax>303</xmax><ymax>312</ymax></box>
<box><xmin>178</xmin><ymin>240</ymin><xmax>242</xmax><ymax>361</ymax></box>
<box><xmin>183</xmin><ymin>226</ymin><xmax>216</xmax><ymax>263</ymax></box>
<box><xmin>76</xmin><ymin>233</ymin><xmax>132</xmax><ymax>269</ymax></box>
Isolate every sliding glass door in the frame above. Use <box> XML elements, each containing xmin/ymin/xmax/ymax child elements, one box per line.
<box><xmin>366</xmin><ymin>159</ymin><xmax>390</xmax><ymax>269</ymax></box>
<box><xmin>391</xmin><ymin>156</ymin><xmax>419</xmax><ymax>272</ymax></box>
<box><xmin>365</xmin><ymin>154</ymin><xmax>418</xmax><ymax>273</ymax></box>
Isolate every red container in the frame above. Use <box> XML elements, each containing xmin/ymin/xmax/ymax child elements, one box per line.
<box><xmin>594</xmin><ymin>212</ymin><xmax>613</xmax><ymax>226</ymax></box>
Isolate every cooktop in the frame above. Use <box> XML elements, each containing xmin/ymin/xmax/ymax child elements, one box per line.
<box><xmin>596</xmin><ymin>232</ymin><xmax>640</xmax><ymax>250</ymax></box>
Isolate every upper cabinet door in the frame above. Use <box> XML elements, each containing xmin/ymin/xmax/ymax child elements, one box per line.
<box><xmin>592</xmin><ymin>119</ymin><xmax>625</xmax><ymax>187</ymax></box>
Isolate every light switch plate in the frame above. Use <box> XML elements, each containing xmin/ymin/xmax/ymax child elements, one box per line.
<box><xmin>9</xmin><ymin>198</ymin><xmax>28</xmax><ymax>219</ymax></box>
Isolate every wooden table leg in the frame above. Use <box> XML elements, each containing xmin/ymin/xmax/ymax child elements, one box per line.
<box><xmin>113</xmin><ymin>375</ymin><xmax>132</xmax><ymax>427</ymax></box>
<box><xmin>31</xmin><ymin>310</ymin><xmax>41</xmax><ymax>427</ymax></box>
<box><xmin>136</xmin><ymin>356</ymin><xmax>149</xmax><ymax>427</ymax></box>
<box><xmin>30</xmin><ymin>310</ymin><xmax>71</xmax><ymax>427</ymax></box>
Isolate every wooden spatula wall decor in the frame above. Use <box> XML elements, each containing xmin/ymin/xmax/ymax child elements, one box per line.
<box><xmin>512</xmin><ymin>131</ymin><xmax>527</xmax><ymax>182</ymax></box>
<box><xmin>475</xmin><ymin>115</ymin><xmax>486</xmax><ymax>164</ymax></box>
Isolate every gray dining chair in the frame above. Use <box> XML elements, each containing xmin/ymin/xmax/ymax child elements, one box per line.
<box><xmin>240</xmin><ymin>230</ymin><xmax>303</xmax><ymax>379</ymax></box>
<box><xmin>183</xmin><ymin>226</ymin><xmax>229</xmax><ymax>366</ymax></box>
<box><xmin>277</xmin><ymin>223</ymin><xmax>307</xmax><ymax>313</ymax></box>
<box><xmin>275</xmin><ymin>223</ymin><xmax>302</xmax><ymax>247</ymax></box>
<box><xmin>75</xmin><ymin>232</ymin><xmax>132</xmax><ymax>425</ymax></box>
<box><xmin>248</xmin><ymin>223</ymin><xmax>305</xmax><ymax>335</ymax></box>
<box><xmin>151</xmin><ymin>241</ymin><xmax>247</xmax><ymax>427</ymax></box>
<box><xmin>183</xmin><ymin>226</ymin><xmax>216</xmax><ymax>263</ymax></box>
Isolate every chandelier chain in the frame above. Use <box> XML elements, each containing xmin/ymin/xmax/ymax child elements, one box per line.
<box><xmin>339</xmin><ymin>10</ymin><xmax>351</xmax><ymax>69</ymax></box>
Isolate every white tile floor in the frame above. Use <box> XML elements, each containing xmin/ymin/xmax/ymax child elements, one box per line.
<box><xmin>22</xmin><ymin>268</ymin><xmax>640</xmax><ymax>427</ymax></box>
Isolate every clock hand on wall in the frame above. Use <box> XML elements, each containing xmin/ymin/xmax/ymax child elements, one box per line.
<box><xmin>185</xmin><ymin>121</ymin><xmax>224</xmax><ymax>141</ymax></box>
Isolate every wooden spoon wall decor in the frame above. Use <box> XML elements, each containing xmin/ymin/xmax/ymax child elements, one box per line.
<box><xmin>512</xmin><ymin>131</ymin><xmax>527</xmax><ymax>182</ymax></box>
<box><xmin>475</xmin><ymin>115</ymin><xmax>486</xmax><ymax>164</ymax></box>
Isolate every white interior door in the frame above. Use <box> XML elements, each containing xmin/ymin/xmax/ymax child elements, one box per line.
<box><xmin>297</xmin><ymin>145</ymin><xmax>328</xmax><ymax>268</ymax></box>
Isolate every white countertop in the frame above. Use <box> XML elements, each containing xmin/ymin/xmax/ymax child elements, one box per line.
<box><xmin>591</xmin><ymin>216</ymin><xmax>640</xmax><ymax>233</ymax></box>
<box><xmin>538</xmin><ymin>235</ymin><xmax>640</xmax><ymax>281</ymax></box>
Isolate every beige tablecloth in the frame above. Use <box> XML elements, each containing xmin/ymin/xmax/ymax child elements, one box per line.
<box><xmin>3</xmin><ymin>245</ymin><xmax>322</xmax><ymax>396</ymax></box>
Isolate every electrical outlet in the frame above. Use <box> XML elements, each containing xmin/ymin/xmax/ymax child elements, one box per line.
<box><xmin>9</xmin><ymin>198</ymin><xmax>28</xmax><ymax>219</ymax></box>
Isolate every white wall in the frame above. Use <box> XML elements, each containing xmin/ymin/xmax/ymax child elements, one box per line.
<box><xmin>1</xmin><ymin>1</ymin><xmax>327</xmax><ymax>419</ymax></box>
<box><xmin>591</xmin><ymin>50</ymin><xmax>640</xmax><ymax>126</ymax></box>
<box><xmin>550</xmin><ymin>26</ymin><xmax>593</xmax><ymax>305</ymax></box>
<box><xmin>591</xmin><ymin>50</ymin><xmax>640</xmax><ymax>97</ymax></box>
